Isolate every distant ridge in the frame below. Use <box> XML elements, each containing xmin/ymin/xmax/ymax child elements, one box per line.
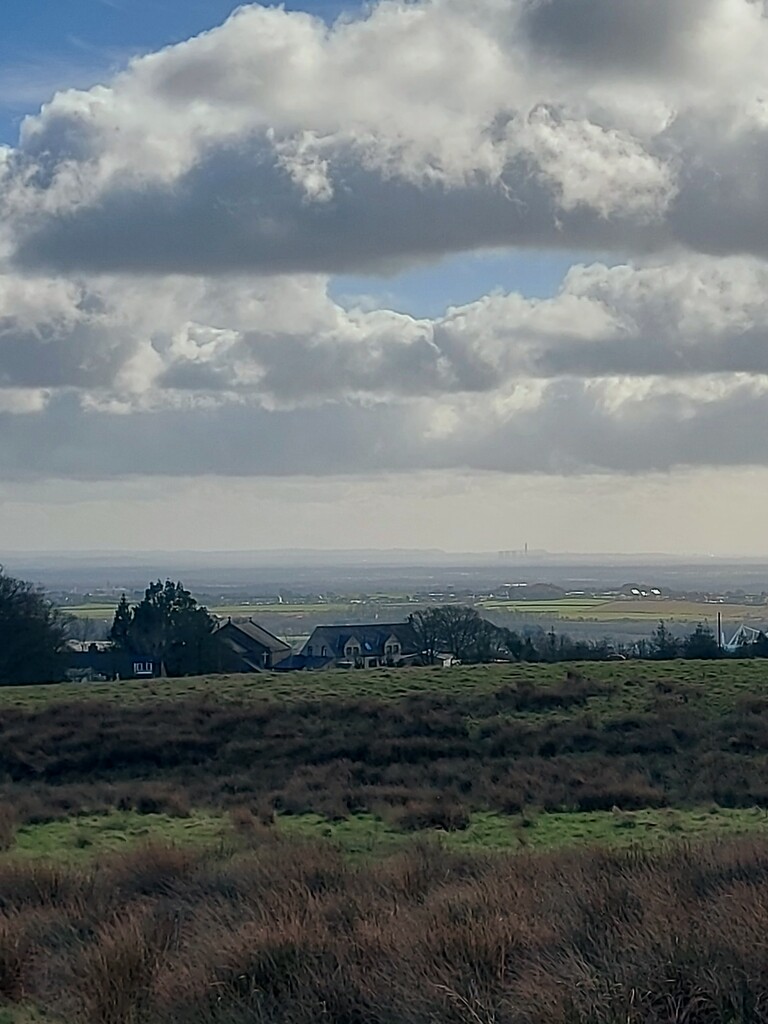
<box><xmin>3</xmin><ymin>548</ymin><xmax>767</xmax><ymax>569</ymax></box>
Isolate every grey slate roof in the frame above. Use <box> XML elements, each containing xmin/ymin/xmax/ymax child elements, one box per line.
<box><xmin>301</xmin><ymin>621</ymin><xmax>419</xmax><ymax>658</ymax></box>
<box><xmin>216</xmin><ymin>619</ymin><xmax>291</xmax><ymax>654</ymax></box>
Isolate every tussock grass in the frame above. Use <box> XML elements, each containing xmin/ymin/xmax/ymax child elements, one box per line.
<box><xmin>0</xmin><ymin>805</ymin><xmax>16</xmax><ymax>853</ymax></box>
<box><xmin>1</xmin><ymin>836</ymin><xmax>768</xmax><ymax>1022</ymax></box>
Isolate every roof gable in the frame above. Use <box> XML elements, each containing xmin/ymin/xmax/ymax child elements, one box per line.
<box><xmin>303</xmin><ymin>622</ymin><xmax>419</xmax><ymax>657</ymax></box>
<box><xmin>216</xmin><ymin>619</ymin><xmax>291</xmax><ymax>654</ymax></box>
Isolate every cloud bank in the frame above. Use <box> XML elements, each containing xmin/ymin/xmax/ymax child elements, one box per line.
<box><xmin>3</xmin><ymin>0</ymin><xmax>768</xmax><ymax>482</ymax></box>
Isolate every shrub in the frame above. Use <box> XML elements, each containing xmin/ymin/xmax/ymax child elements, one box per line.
<box><xmin>389</xmin><ymin>796</ymin><xmax>471</xmax><ymax>832</ymax></box>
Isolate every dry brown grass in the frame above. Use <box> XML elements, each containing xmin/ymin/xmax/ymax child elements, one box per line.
<box><xmin>0</xmin><ymin>801</ymin><xmax>16</xmax><ymax>851</ymax></box>
<box><xmin>0</xmin><ymin>911</ymin><xmax>34</xmax><ymax>1001</ymax></box>
<box><xmin>6</xmin><ymin>679</ymin><xmax>768</xmax><ymax>831</ymax></box>
<box><xmin>0</xmin><ymin>835</ymin><xmax>767</xmax><ymax>1022</ymax></box>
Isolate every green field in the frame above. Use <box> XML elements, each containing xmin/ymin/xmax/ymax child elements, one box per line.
<box><xmin>481</xmin><ymin>596</ymin><xmax>768</xmax><ymax>622</ymax></box>
<box><xmin>60</xmin><ymin>600</ymin><xmax>410</xmax><ymax>620</ymax></box>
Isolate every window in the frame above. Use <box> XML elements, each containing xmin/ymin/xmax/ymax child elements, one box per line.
<box><xmin>307</xmin><ymin>646</ymin><xmax>313</xmax><ymax>656</ymax></box>
<box><xmin>133</xmin><ymin>662</ymin><xmax>153</xmax><ymax>676</ymax></box>
<box><xmin>321</xmin><ymin>645</ymin><xmax>328</xmax><ymax>656</ymax></box>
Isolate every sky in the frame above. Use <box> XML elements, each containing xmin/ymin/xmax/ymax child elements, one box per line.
<box><xmin>2</xmin><ymin>0</ymin><xmax>768</xmax><ymax>555</ymax></box>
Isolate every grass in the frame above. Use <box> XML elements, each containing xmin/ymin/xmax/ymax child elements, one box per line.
<box><xmin>5</xmin><ymin>806</ymin><xmax>768</xmax><ymax>862</ymax></box>
<box><xmin>8</xmin><ymin>659</ymin><xmax>768</xmax><ymax>1022</ymax></box>
<box><xmin>4</xmin><ymin>659</ymin><xmax>768</xmax><ymax>719</ymax></box>
<box><xmin>0</xmin><ymin>1011</ymin><xmax>51</xmax><ymax>1024</ymax></box>
<box><xmin>61</xmin><ymin>600</ymin><xmax>413</xmax><ymax>621</ymax></box>
<box><xmin>9</xmin><ymin>811</ymin><xmax>225</xmax><ymax>861</ymax></box>
<box><xmin>7</xmin><ymin>662</ymin><xmax>768</xmax><ymax>829</ymax></box>
<box><xmin>6</xmin><ymin>832</ymin><xmax>768</xmax><ymax>1023</ymax></box>
<box><xmin>282</xmin><ymin>806</ymin><xmax>768</xmax><ymax>853</ymax></box>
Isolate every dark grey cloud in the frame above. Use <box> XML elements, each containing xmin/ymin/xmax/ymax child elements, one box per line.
<box><xmin>0</xmin><ymin>320</ymin><xmax>131</xmax><ymax>388</ymax></box>
<box><xmin>13</xmin><ymin>117</ymin><xmax>768</xmax><ymax>277</ymax></box>
<box><xmin>2</xmin><ymin>380</ymin><xmax>768</xmax><ymax>482</ymax></box>
<box><xmin>10</xmin><ymin>143</ymin><xmax>663</xmax><ymax>277</ymax></box>
<box><xmin>667</xmin><ymin>122</ymin><xmax>768</xmax><ymax>259</ymax></box>
<box><xmin>521</xmin><ymin>0</ymin><xmax>710</xmax><ymax>75</ymax></box>
<box><xmin>0</xmin><ymin>395</ymin><xmax>424</xmax><ymax>480</ymax></box>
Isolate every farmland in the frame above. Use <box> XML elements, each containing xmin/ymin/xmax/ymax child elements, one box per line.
<box><xmin>480</xmin><ymin>596</ymin><xmax>768</xmax><ymax>622</ymax></box>
<box><xmin>61</xmin><ymin>595</ymin><xmax>768</xmax><ymax>651</ymax></box>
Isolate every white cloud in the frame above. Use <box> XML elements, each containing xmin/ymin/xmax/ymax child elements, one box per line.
<box><xmin>1</xmin><ymin>256</ymin><xmax>768</xmax><ymax>479</ymax></box>
<box><xmin>4</xmin><ymin>256</ymin><xmax>768</xmax><ymax>407</ymax></box>
<box><xmin>7</xmin><ymin>0</ymin><xmax>768</xmax><ymax>273</ymax></box>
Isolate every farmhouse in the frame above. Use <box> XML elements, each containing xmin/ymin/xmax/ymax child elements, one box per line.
<box><xmin>295</xmin><ymin>621</ymin><xmax>420</xmax><ymax>669</ymax></box>
<box><xmin>65</xmin><ymin>642</ymin><xmax>160</xmax><ymax>681</ymax></box>
<box><xmin>214</xmin><ymin>618</ymin><xmax>292</xmax><ymax>671</ymax></box>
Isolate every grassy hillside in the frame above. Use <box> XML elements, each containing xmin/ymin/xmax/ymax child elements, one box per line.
<box><xmin>3</xmin><ymin>660</ymin><xmax>768</xmax><ymax>855</ymax></box>
<box><xmin>4</xmin><ymin>662</ymin><xmax>768</xmax><ymax>1023</ymax></box>
<box><xmin>4</xmin><ymin>658</ymin><xmax>768</xmax><ymax>711</ymax></box>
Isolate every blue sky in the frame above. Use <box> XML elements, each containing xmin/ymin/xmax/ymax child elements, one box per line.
<box><xmin>330</xmin><ymin>249</ymin><xmax>602</xmax><ymax>317</ymax></box>
<box><xmin>0</xmin><ymin>0</ymin><xmax>587</xmax><ymax>313</ymax></box>
<box><xmin>0</xmin><ymin>1</ymin><xmax>349</xmax><ymax>145</ymax></box>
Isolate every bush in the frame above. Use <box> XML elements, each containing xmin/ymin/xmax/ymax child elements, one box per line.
<box><xmin>76</xmin><ymin>908</ymin><xmax>174</xmax><ymax>1024</ymax></box>
<box><xmin>389</xmin><ymin>796</ymin><xmax>471</xmax><ymax>832</ymax></box>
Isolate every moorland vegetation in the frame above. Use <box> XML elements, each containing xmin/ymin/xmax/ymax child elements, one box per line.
<box><xmin>3</xmin><ymin>832</ymin><xmax>768</xmax><ymax>1023</ymax></box>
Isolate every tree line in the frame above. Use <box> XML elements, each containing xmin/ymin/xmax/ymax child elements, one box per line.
<box><xmin>409</xmin><ymin>606</ymin><xmax>729</xmax><ymax>664</ymax></box>
<box><xmin>0</xmin><ymin>564</ymin><xmax>762</xmax><ymax>685</ymax></box>
<box><xmin>0</xmin><ymin>570</ymin><xmax>219</xmax><ymax>686</ymax></box>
